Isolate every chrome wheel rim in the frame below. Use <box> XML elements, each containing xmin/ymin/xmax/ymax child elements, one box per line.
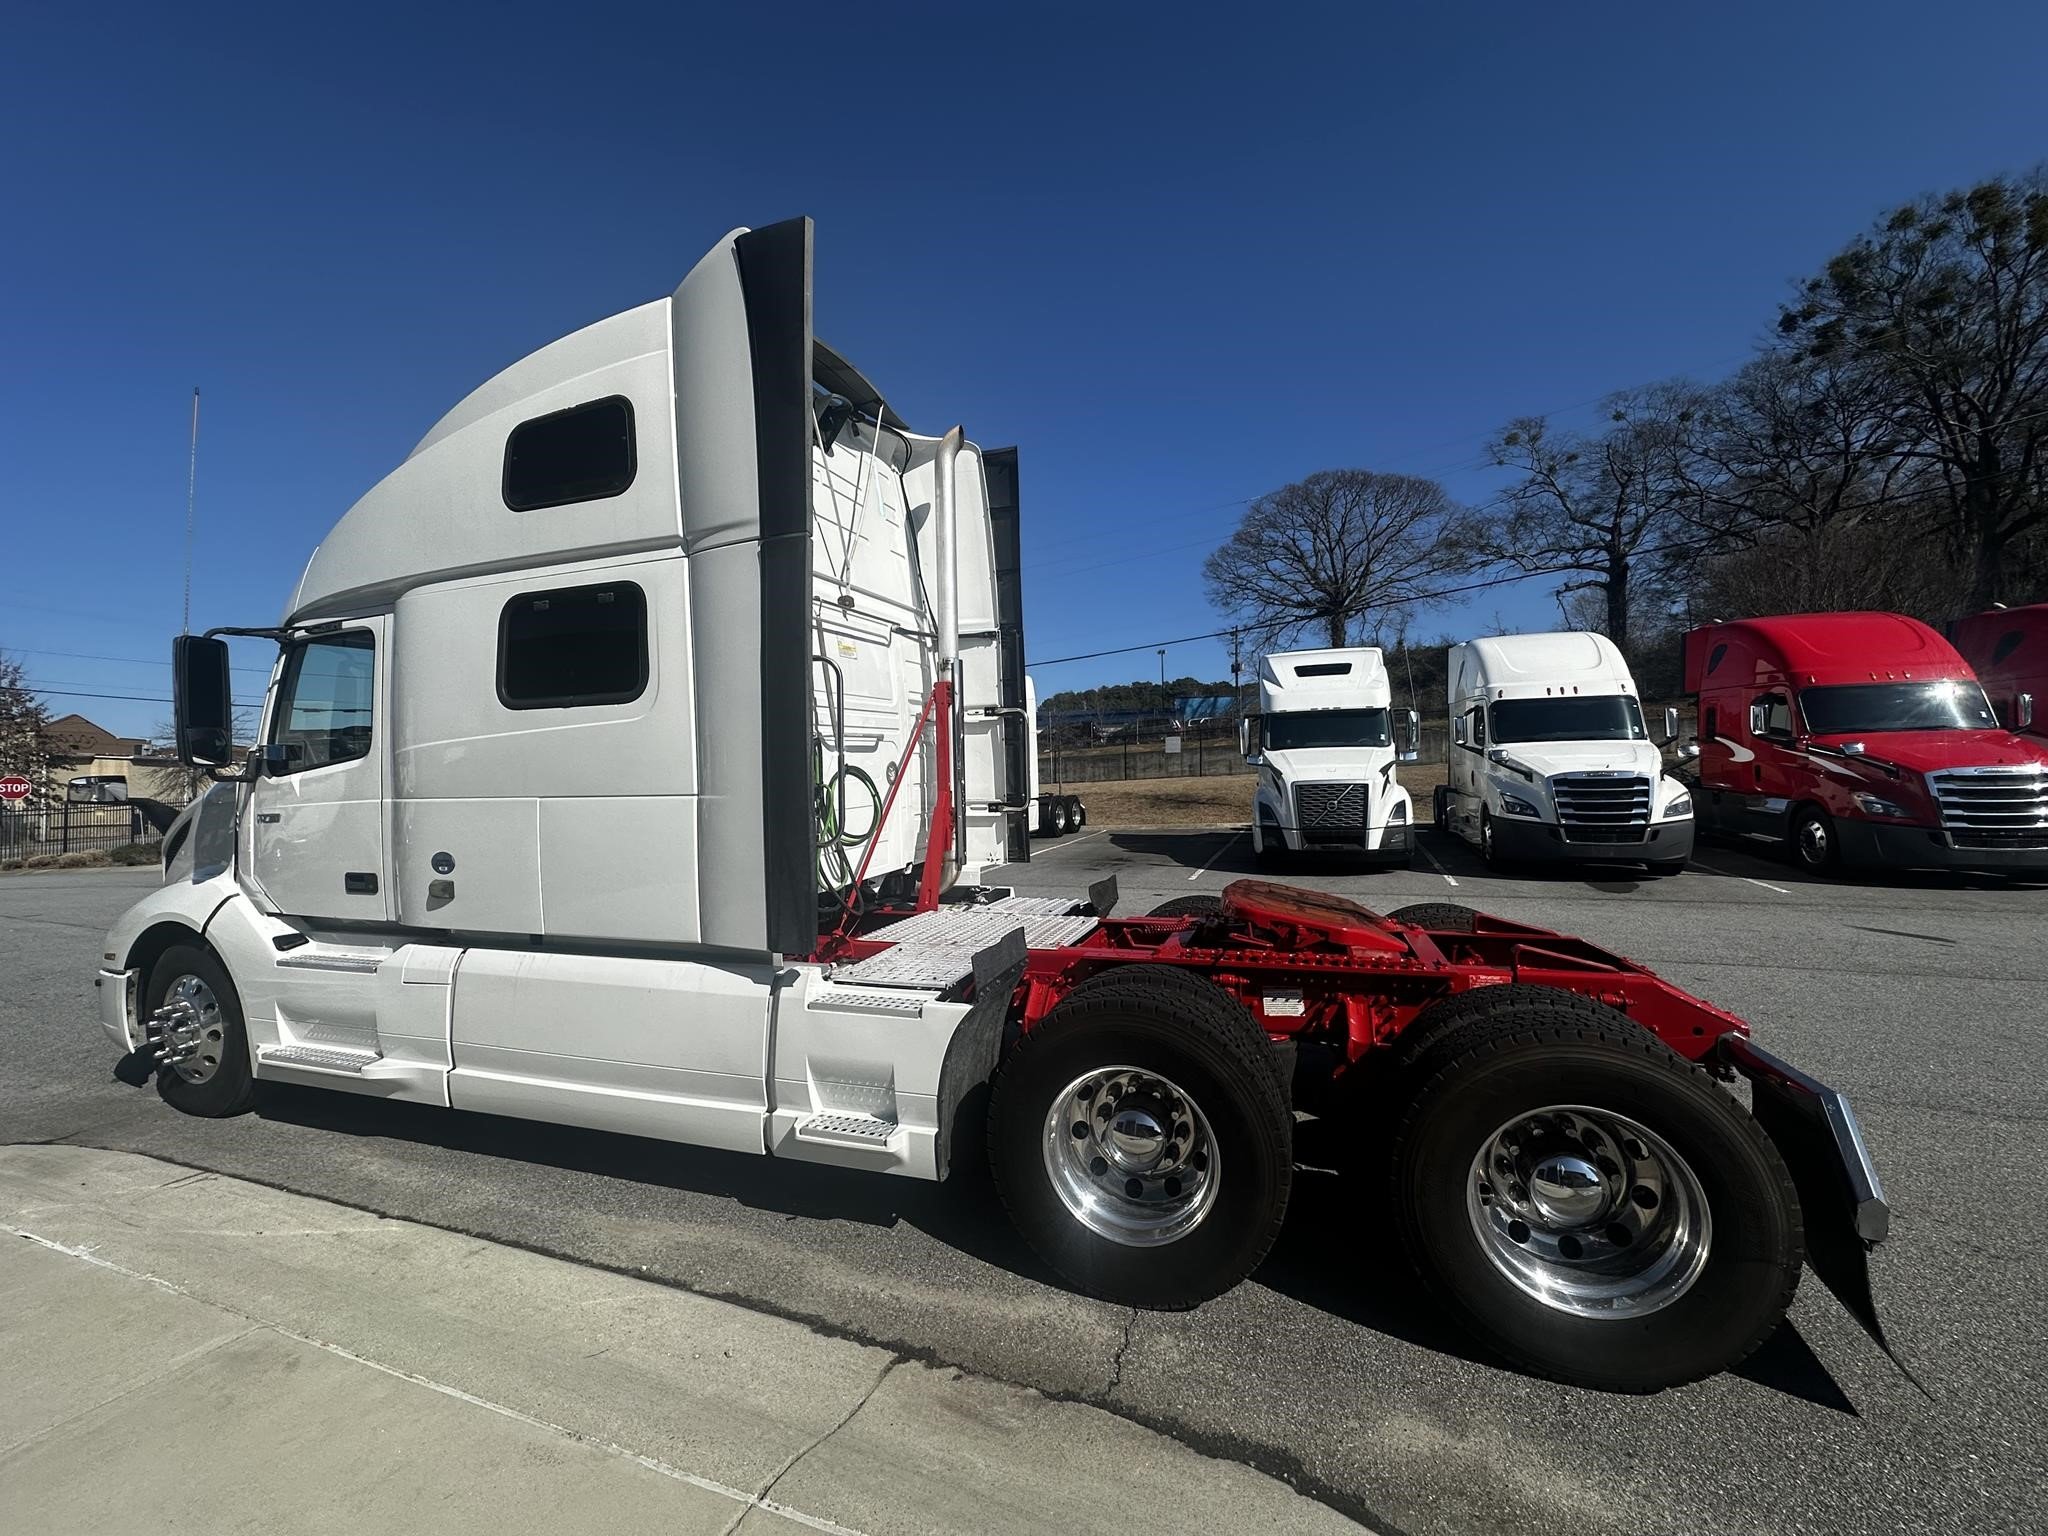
<box><xmin>1043</xmin><ymin>1066</ymin><xmax>1221</xmax><ymax>1246</ymax></box>
<box><xmin>1798</xmin><ymin>818</ymin><xmax>1828</xmax><ymax>865</ymax></box>
<box><xmin>1466</xmin><ymin>1105</ymin><xmax>1710</xmax><ymax>1318</ymax></box>
<box><xmin>160</xmin><ymin>974</ymin><xmax>226</xmax><ymax>1084</ymax></box>
<box><xmin>1481</xmin><ymin>814</ymin><xmax>1494</xmax><ymax>859</ymax></box>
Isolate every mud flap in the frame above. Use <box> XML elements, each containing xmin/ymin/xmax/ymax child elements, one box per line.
<box><xmin>934</xmin><ymin>927</ymin><xmax>1029</xmax><ymax>1182</ymax></box>
<box><xmin>1722</xmin><ymin>1036</ymin><xmax>1923</xmax><ymax>1392</ymax></box>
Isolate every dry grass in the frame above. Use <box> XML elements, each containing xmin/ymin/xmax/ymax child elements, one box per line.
<box><xmin>1064</xmin><ymin>764</ymin><xmax>1449</xmax><ymax>828</ymax></box>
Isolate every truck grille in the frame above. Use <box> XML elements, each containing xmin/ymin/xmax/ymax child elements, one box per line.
<box><xmin>1295</xmin><ymin>782</ymin><xmax>1367</xmax><ymax>834</ymax></box>
<box><xmin>1931</xmin><ymin>767</ymin><xmax>2048</xmax><ymax>848</ymax></box>
<box><xmin>1550</xmin><ymin>773</ymin><xmax>1651</xmax><ymax>844</ymax></box>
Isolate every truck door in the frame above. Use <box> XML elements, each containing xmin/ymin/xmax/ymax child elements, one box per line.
<box><xmin>245</xmin><ymin>620</ymin><xmax>390</xmax><ymax>922</ymax></box>
<box><xmin>1739</xmin><ymin>689</ymin><xmax>1798</xmax><ymax>838</ymax></box>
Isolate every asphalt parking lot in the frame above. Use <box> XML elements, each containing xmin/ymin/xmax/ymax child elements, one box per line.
<box><xmin>7</xmin><ymin>834</ymin><xmax>2045</xmax><ymax>1536</ymax></box>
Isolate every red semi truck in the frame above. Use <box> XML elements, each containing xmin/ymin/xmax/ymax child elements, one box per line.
<box><xmin>1950</xmin><ymin>603</ymin><xmax>2046</xmax><ymax>737</ymax></box>
<box><xmin>1681</xmin><ymin>611</ymin><xmax>2048</xmax><ymax>874</ymax></box>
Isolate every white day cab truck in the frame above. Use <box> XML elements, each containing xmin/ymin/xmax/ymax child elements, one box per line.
<box><xmin>1240</xmin><ymin>647</ymin><xmax>1420</xmax><ymax>869</ymax></box>
<box><xmin>94</xmin><ymin>220</ymin><xmax>1905</xmax><ymax>1395</ymax></box>
<box><xmin>1438</xmin><ymin>632</ymin><xmax>1695</xmax><ymax>874</ymax></box>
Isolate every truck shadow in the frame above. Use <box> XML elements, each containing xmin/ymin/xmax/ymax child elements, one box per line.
<box><xmin>1693</xmin><ymin>836</ymin><xmax>2048</xmax><ymax>892</ymax></box>
<box><xmin>254</xmin><ymin>1085</ymin><xmax>1856</xmax><ymax>1411</ymax></box>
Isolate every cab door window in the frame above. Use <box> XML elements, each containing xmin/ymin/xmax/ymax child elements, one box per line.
<box><xmin>1754</xmin><ymin>692</ymin><xmax>1794</xmax><ymax>741</ymax></box>
<box><xmin>272</xmin><ymin>632</ymin><xmax>375</xmax><ymax>773</ymax></box>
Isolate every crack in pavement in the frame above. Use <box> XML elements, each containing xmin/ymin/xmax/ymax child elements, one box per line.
<box><xmin>719</xmin><ymin>1354</ymin><xmax>905</xmax><ymax>1536</ymax></box>
<box><xmin>1106</xmin><ymin>1307</ymin><xmax>1138</xmax><ymax>1394</ymax></box>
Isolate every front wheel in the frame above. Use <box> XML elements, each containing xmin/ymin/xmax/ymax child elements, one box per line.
<box><xmin>1479</xmin><ymin>808</ymin><xmax>1509</xmax><ymax>869</ymax></box>
<box><xmin>988</xmin><ymin>972</ymin><xmax>1292</xmax><ymax>1308</ymax></box>
<box><xmin>1253</xmin><ymin>811</ymin><xmax>1286</xmax><ymax>869</ymax></box>
<box><xmin>1394</xmin><ymin>1013</ymin><xmax>1802</xmax><ymax>1391</ymax></box>
<box><xmin>145</xmin><ymin>944</ymin><xmax>263</xmax><ymax>1118</ymax></box>
<box><xmin>1789</xmin><ymin>806</ymin><xmax>1839</xmax><ymax>874</ymax></box>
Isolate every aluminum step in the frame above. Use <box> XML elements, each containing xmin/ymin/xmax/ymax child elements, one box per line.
<box><xmin>258</xmin><ymin>1044</ymin><xmax>382</xmax><ymax>1075</ymax></box>
<box><xmin>804</xmin><ymin>984</ymin><xmax>931</xmax><ymax>1015</ymax></box>
<box><xmin>274</xmin><ymin>950</ymin><xmax>386</xmax><ymax>974</ymax></box>
<box><xmin>793</xmin><ymin>1112</ymin><xmax>898</xmax><ymax>1148</ymax></box>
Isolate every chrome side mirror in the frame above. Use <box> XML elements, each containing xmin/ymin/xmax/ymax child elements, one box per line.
<box><xmin>1678</xmin><ymin>739</ymin><xmax>1701</xmax><ymax>762</ymax></box>
<box><xmin>2018</xmin><ymin>693</ymin><xmax>2036</xmax><ymax>731</ymax></box>
<box><xmin>1662</xmin><ymin>704</ymin><xmax>1680</xmax><ymax>744</ymax></box>
<box><xmin>1452</xmin><ymin>715</ymin><xmax>1469</xmax><ymax>747</ymax></box>
<box><xmin>1748</xmin><ymin>702</ymin><xmax>1768</xmax><ymax>737</ymax></box>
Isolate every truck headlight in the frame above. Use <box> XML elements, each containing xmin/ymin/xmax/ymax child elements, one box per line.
<box><xmin>1387</xmin><ymin>799</ymin><xmax>1408</xmax><ymax>824</ymax></box>
<box><xmin>1851</xmin><ymin>792</ymin><xmax>1909</xmax><ymax>819</ymax></box>
<box><xmin>1662</xmin><ymin>789</ymin><xmax>1692</xmax><ymax>819</ymax></box>
<box><xmin>1499</xmin><ymin>792</ymin><xmax>1540</xmax><ymax>818</ymax></box>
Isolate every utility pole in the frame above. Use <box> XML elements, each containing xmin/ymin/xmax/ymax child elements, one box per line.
<box><xmin>182</xmin><ymin>388</ymin><xmax>200</xmax><ymax>635</ymax></box>
<box><xmin>1230</xmin><ymin>626</ymin><xmax>1242</xmax><ymax>721</ymax></box>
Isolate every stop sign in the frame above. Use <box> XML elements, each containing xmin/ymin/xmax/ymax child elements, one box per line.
<box><xmin>0</xmin><ymin>774</ymin><xmax>32</xmax><ymax>805</ymax></box>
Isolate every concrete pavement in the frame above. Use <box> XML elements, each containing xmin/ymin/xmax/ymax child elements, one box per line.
<box><xmin>0</xmin><ymin>1144</ymin><xmax>1362</xmax><ymax>1535</ymax></box>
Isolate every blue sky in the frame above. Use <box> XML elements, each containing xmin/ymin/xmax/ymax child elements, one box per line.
<box><xmin>5</xmin><ymin>2</ymin><xmax>2045</xmax><ymax>738</ymax></box>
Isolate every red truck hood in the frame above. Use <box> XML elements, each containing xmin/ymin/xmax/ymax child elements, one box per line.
<box><xmin>1812</xmin><ymin>730</ymin><xmax>2048</xmax><ymax>774</ymax></box>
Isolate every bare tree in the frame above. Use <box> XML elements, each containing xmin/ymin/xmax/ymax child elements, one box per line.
<box><xmin>1203</xmin><ymin>469</ymin><xmax>1472</xmax><ymax>649</ymax></box>
<box><xmin>1476</xmin><ymin>383</ymin><xmax>1705</xmax><ymax>651</ymax></box>
<box><xmin>1778</xmin><ymin>171</ymin><xmax>2048</xmax><ymax>606</ymax></box>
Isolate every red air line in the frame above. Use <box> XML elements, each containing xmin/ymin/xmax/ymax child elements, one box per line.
<box><xmin>832</xmin><ymin>680</ymin><xmax>946</xmax><ymax>941</ymax></box>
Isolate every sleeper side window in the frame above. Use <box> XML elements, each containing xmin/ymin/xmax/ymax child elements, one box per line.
<box><xmin>272</xmin><ymin>632</ymin><xmax>375</xmax><ymax>773</ymax></box>
<box><xmin>503</xmin><ymin>396</ymin><xmax>637</xmax><ymax>512</ymax></box>
<box><xmin>498</xmin><ymin>582</ymin><xmax>648</xmax><ymax>710</ymax></box>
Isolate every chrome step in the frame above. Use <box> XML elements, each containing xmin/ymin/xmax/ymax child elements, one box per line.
<box><xmin>258</xmin><ymin>1044</ymin><xmax>382</xmax><ymax>1074</ymax></box>
<box><xmin>793</xmin><ymin>1112</ymin><xmax>898</xmax><ymax>1148</ymax></box>
<box><xmin>804</xmin><ymin>985</ymin><xmax>930</xmax><ymax>1015</ymax></box>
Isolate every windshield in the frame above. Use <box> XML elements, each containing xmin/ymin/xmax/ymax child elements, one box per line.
<box><xmin>1263</xmin><ymin>708</ymin><xmax>1390</xmax><ymax>751</ymax></box>
<box><xmin>1799</xmin><ymin>680</ymin><xmax>1998</xmax><ymax>734</ymax></box>
<box><xmin>1489</xmin><ymin>695</ymin><xmax>1646</xmax><ymax>744</ymax></box>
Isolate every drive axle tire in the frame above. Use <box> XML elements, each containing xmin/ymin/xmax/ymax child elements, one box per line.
<box><xmin>1147</xmin><ymin>895</ymin><xmax>1225</xmax><ymax>919</ymax></box>
<box><xmin>146</xmin><ymin>944</ymin><xmax>263</xmax><ymax>1119</ymax></box>
<box><xmin>989</xmin><ymin>971</ymin><xmax>1292</xmax><ymax>1309</ymax></box>
<box><xmin>1387</xmin><ymin>901</ymin><xmax>1479</xmax><ymax>932</ymax></box>
<box><xmin>1066</xmin><ymin>796</ymin><xmax>1087</xmax><ymax>829</ymax></box>
<box><xmin>1392</xmin><ymin>1004</ymin><xmax>1802</xmax><ymax>1392</ymax></box>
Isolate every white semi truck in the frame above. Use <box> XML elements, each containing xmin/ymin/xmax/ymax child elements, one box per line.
<box><xmin>1240</xmin><ymin>647</ymin><xmax>1419</xmax><ymax>868</ymax></box>
<box><xmin>1438</xmin><ymin>631</ymin><xmax>1694</xmax><ymax>873</ymax></box>
<box><xmin>92</xmin><ymin>223</ymin><xmax>1898</xmax><ymax>1394</ymax></box>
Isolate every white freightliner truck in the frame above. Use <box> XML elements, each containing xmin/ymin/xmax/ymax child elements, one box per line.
<box><xmin>94</xmin><ymin>222</ymin><xmax>1902</xmax><ymax>1394</ymax></box>
<box><xmin>1240</xmin><ymin>647</ymin><xmax>1419</xmax><ymax>868</ymax></box>
<box><xmin>1438</xmin><ymin>632</ymin><xmax>1694</xmax><ymax>873</ymax></box>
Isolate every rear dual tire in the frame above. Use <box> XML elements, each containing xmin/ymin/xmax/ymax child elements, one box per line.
<box><xmin>1391</xmin><ymin>993</ymin><xmax>1802</xmax><ymax>1392</ymax></box>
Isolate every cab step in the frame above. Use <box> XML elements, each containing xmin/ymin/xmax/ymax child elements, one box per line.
<box><xmin>793</xmin><ymin>1112</ymin><xmax>898</xmax><ymax>1148</ymax></box>
<box><xmin>258</xmin><ymin>1044</ymin><xmax>383</xmax><ymax>1075</ymax></box>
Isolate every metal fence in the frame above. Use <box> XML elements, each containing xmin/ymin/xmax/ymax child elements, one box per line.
<box><xmin>0</xmin><ymin>801</ymin><xmax>168</xmax><ymax>861</ymax></box>
<box><xmin>1037</xmin><ymin>724</ymin><xmax>1454</xmax><ymax>787</ymax></box>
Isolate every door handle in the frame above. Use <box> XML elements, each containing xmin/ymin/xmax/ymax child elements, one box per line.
<box><xmin>344</xmin><ymin>872</ymin><xmax>379</xmax><ymax>895</ymax></box>
<box><xmin>257</xmin><ymin>812</ymin><xmax>281</xmax><ymax>823</ymax></box>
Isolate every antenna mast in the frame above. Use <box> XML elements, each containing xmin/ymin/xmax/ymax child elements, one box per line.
<box><xmin>182</xmin><ymin>388</ymin><xmax>200</xmax><ymax>635</ymax></box>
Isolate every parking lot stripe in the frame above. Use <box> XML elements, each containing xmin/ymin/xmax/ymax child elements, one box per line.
<box><xmin>1691</xmin><ymin>857</ymin><xmax>1793</xmax><ymax>896</ymax></box>
<box><xmin>1416</xmin><ymin>839</ymin><xmax>1460</xmax><ymax>887</ymax></box>
<box><xmin>1187</xmin><ymin>830</ymin><xmax>1245</xmax><ymax>880</ymax></box>
<box><xmin>1032</xmin><ymin>829</ymin><xmax>1107</xmax><ymax>856</ymax></box>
